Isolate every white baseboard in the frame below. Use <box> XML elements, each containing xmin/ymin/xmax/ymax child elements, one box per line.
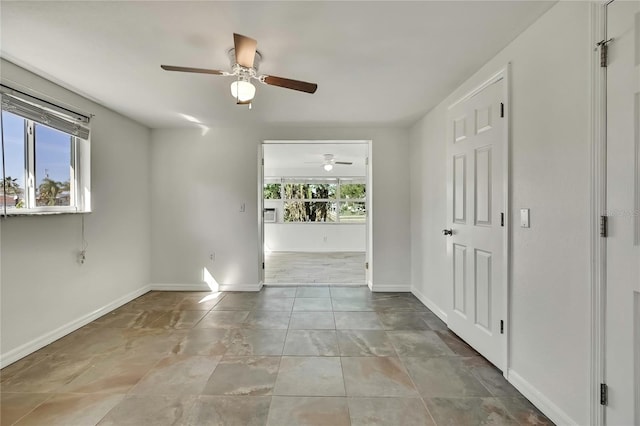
<box><xmin>268</xmin><ymin>250</ymin><xmax>366</xmax><ymax>253</ymax></box>
<box><xmin>219</xmin><ymin>283</ymin><xmax>263</xmax><ymax>292</ymax></box>
<box><xmin>0</xmin><ymin>284</ymin><xmax>151</xmax><ymax>368</ymax></box>
<box><xmin>411</xmin><ymin>287</ymin><xmax>448</xmax><ymax>322</ymax></box>
<box><xmin>149</xmin><ymin>283</ymin><xmax>263</xmax><ymax>292</ymax></box>
<box><xmin>263</xmin><ymin>283</ymin><xmax>366</xmax><ymax>287</ymax></box>
<box><xmin>149</xmin><ymin>283</ymin><xmax>211</xmax><ymax>291</ymax></box>
<box><xmin>370</xmin><ymin>284</ymin><xmax>411</xmax><ymax>292</ymax></box>
<box><xmin>507</xmin><ymin>369</ymin><xmax>578</xmax><ymax>426</ymax></box>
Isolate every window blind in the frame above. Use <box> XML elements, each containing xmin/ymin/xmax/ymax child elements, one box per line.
<box><xmin>0</xmin><ymin>86</ymin><xmax>90</xmax><ymax>139</ymax></box>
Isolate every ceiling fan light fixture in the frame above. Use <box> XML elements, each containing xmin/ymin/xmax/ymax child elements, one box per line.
<box><xmin>323</xmin><ymin>163</ymin><xmax>333</xmax><ymax>172</ymax></box>
<box><xmin>230</xmin><ymin>80</ymin><xmax>256</xmax><ymax>102</ymax></box>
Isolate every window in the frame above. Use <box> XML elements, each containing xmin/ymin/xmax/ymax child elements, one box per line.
<box><xmin>1</xmin><ymin>86</ymin><xmax>91</xmax><ymax>215</ymax></box>
<box><xmin>264</xmin><ymin>178</ymin><xmax>366</xmax><ymax>223</ymax></box>
<box><xmin>263</xmin><ymin>182</ymin><xmax>281</xmax><ymax>199</ymax></box>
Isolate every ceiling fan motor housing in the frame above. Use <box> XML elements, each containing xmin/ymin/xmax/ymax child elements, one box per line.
<box><xmin>228</xmin><ymin>48</ymin><xmax>262</xmax><ymax>77</ymax></box>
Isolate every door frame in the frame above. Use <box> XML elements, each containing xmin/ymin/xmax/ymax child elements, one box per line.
<box><xmin>446</xmin><ymin>64</ymin><xmax>511</xmax><ymax>373</ymax></box>
<box><xmin>589</xmin><ymin>2</ymin><xmax>611</xmax><ymax>425</ymax></box>
<box><xmin>258</xmin><ymin>139</ymin><xmax>373</xmax><ymax>287</ymax></box>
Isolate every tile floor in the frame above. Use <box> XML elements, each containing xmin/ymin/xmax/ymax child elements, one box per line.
<box><xmin>265</xmin><ymin>252</ymin><xmax>366</xmax><ymax>284</ymax></box>
<box><xmin>0</xmin><ymin>287</ymin><xmax>553</xmax><ymax>425</ymax></box>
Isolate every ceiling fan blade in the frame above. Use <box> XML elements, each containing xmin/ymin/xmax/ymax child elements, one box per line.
<box><xmin>234</xmin><ymin>33</ymin><xmax>258</xmax><ymax>68</ymax></box>
<box><xmin>161</xmin><ymin>65</ymin><xmax>225</xmax><ymax>75</ymax></box>
<box><xmin>262</xmin><ymin>75</ymin><xmax>318</xmax><ymax>94</ymax></box>
<box><xmin>335</xmin><ymin>161</ymin><xmax>353</xmax><ymax>165</ymax></box>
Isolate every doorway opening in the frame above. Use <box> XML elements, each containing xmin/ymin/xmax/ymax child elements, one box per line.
<box><xmin>259</xmin><ymin>141</ymin><xmax>372</xmax><ymax>286</ymax></box>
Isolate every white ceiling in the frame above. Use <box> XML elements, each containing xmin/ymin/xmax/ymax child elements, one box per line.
<box><xmin>264</xmin><ymin>142</ymin><xmax>368</xmax><ymax>176</ymax></box>
<box><xmin>0</xmin><ymin>1</ymin><xmax>555</xmax><ymax>129</ymax></box>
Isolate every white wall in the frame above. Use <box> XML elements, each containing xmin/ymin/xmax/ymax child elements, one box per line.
<box><xmin>150</xmin><ymin>127</ymin><xmax>409</xmax><ymax>289</ymax></box>
<box><xmin>0</xmin><ymin>60</ymin><xmax>152</xmax><ymax>366</ymax></box>
<box><xmin>265</xmin><ymin>223</ymin><xmax>365</xmax><ymax>252</ymax></box>
<box><xmin>410</xmin><ymin>2</ymin><xmax>591</xmax><ymax>425</ymax></box>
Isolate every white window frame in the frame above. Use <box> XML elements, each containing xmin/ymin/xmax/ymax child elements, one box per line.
<box><xmin>265</xmin><ymin>177</ymin><xmax>366</xmax><ymax>224</ymax></box>
<box><xmin>1</xmin><ymin>88</ymin><xmax>91</xmax><ymax>216</ymax></box>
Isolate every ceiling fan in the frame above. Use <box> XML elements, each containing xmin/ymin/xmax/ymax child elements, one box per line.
<box><xmin>161</xmin><ymin>33</ymin><xmax>317</xmax><ymax>107</ymax></box>
<box><xmin>305</xmin><ymin>154</ymin><xmax>353</xmax><ymax>172</ymax></box>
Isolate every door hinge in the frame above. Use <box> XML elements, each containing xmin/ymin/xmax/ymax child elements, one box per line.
<box><xmin>596</xmin><ymin>38</ymin><xmax>613</xmax><ymax>68</ymax></box>
<box><xmin>500</xmin><ymin>320</ymin><xmax>504</xmax><ymax>334</ymax></box>
<box><xmin>365</xmin><ymin>262</ymin><xmax>369</xmax><ymax>270</ymax></box>
<box><xmin>600</xmin><ymin>383</ymin><xmax>608</xmax><ymax>406</ymax></box>
<box><xmin>500</xmin><ymin>102</ymin><xmax>505</xmax><ymax>118</ymax></box>
<box><xmin>262</xmin><ymin>262</ymin><xmax>265</xmax><ymax>269</ymax></box>
<box><xmin>500</xmin><ymin>212</ymin><xmax>504</xmax><ymax>227</ymax></box>
<box><xmin>600</xmin><ymin>215</ymin><xmax>608</xmax><ymax>238</ymax></box>
<box><xmin>365</xmin><ymin>157</ymin><xmax>369</xmax><ymax>166</ymax></box>
<box><xmin>261</xmin><ymin>158</ymin><xmax>264</xmax><ymax>166</ymax></box>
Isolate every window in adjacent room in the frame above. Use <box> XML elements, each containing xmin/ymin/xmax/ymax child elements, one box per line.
<box><xmin>264</xmin><ymin>177</ymin><xmax>366</xmax><ymax>223</ymax></box>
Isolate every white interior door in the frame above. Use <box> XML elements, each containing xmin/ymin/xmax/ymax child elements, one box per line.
<box><xmin>446</xmin><ymin>75</ymin><xmax>506</xmax><ymax>369</ymax></box>
<box><xmin>604</xmin><ymin>1</ymin><xmax>640</xmax><ymax>424</ymax></box>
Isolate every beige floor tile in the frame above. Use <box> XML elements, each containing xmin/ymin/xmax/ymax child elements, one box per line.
<box><xmin>265</xmin><ymin>252</ymin><xmax>365</xmax><ymax>285</ymax></box>
<box><xmin>336</xmin><ymin>330</ymin><xmax>396</xmax><ymax>356</ymax></box>
<box><xmin>225</xmin><ymin>329</ymin><xmax>287</xmax><ymax>356</ymax></box>
<box><xmin>148</xmin><ymin>310</ymin><xmax>208</xmax><ymax>329</ymax></box>
<box><xmin>0</xmin><ymin>353</ymin><xmax>50</xmax><ymax>384</ymax></box>
<box><xmin>15</xmin><ymin>393</ymin><xmax>124</xmax><ymax>426</ymax></box>
<box><xmin>266</xmin><ymin>396</ymin><xmax>350</xmax><ymax>426</ymax></box>
<box><xmin>129</xmin><ymin>354</ymin><xmax>221</xmax><ymax>395</ymax></box>
<box><xmin>283</xmin><ymin>330</ymin><xmax>339</xmax><ymax>356</ymax></box>
<box><xmin>202</xmin><ymin>356</ymin><xmax>280</xmax><ymax>396</ymax></box>
<box><xmin>342</xmin><ymin>357</ymin><xmax>418</xmax><ymax>397</ymax></box>
<box><xmin>97</xmin><ymin>394</ymin><xmax>196</xmax><ymax>426</ymax></box>
<box><xmin>0</xmin><ymin>288</ymin><xmax>553</xmax><ymax>426</ymax></box>
<box><xmin>425</xmin><ymin>397</ymin><xmax>519</xmax><ymax>426</ymax></box>
<box><xmin>273</xmin><ymin>357</ymin><xmax>345</xmax><ymax>396</ymax></box>
<box><xmin>293</xmin><ymin>298</ymin><xmax>333</xmax><ymax>312</ymax></box>
<box><xmin>60</xmin><ymin>350</ymin><xmax>163</xmax><ymax>394</ymax></box>
<box><xmin>1</xmin><ymin>353</ymin><xmax>95</xmax><ymax>393</ymax></box>
<box><xmin>186</xmin><ymin>395</ymin><xmax>271</xmax><ymax>426</ymax></box>
<box><xmin>348</xmin><ymin>397</ymin><xmax>435</xmax><ymax>426</ymax></box>
<box><xmin>172</xmin><ymin>328</ymin><xmax>232</xmax><ymax>356</ymax></box>
<box><xmin>289</xmin><ymin>312</ymin><xmax>335</xmax><ymax>330</ymax></box>
<box><xmin>0</xmin><ymin>393</ymin><xmax>51</xmax><ymax>426</ymax></box>
<box><xmin>196</xmin><ymin>311</ymin><xmax>250</xmax><ymax>328</ymax></box>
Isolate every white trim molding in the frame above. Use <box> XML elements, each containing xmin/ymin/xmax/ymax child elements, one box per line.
<box><xmin>262</xmin><ymin>283</ymin><xmax>365</xmax><ymax>287</ymax></box>
<box><xmin>219</xmin><ymin>283</ymin><xmax>263</xmax><ymax>292</ymax></box>
<box><xmin>508</xmin><ymin>369</ymin><xmax>579</xmax><ymax>426</ymax></box>
<box><xmin>0</xmin><ymin>284</ymin><xmax>151</xmax><ymax>368</ymax></box>
<box><xmin>149</xmin><ymin>283</ymin><xmax>211</xmax><ymax>292</ymax></box>
<box><xmin>149</xmin><ymin>283</ymin><xmax>263</xmax><ymax>292</ymax></box>
<box><xmin>589</xmin><ymin>2</ymin><xmax>607</xmax><ymax>425</ymax></box>
<box><xmin>411</xmin><ymin>287</ymin><xmax>448</xmax><ymax>323</ymax></box>
<box><xmin>370</xmin><ymin>284</ymin><xmax>411</xmax><ymax>292</ymax></box>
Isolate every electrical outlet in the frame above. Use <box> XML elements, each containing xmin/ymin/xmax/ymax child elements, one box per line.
<box><xmin>323</xmin><ymin>236</ymin><xmax>327</xmax><ymax>243</ymax></box>
<box><xmin>209</xmin><ymin>253</ymin><xmax>215</xmax><ymax>262</ymax></box>
<box><xmin>240</xmin><ymin>203</ymin><xmax>245</xmax><ymax>213</ymax></box>
<box><xmin>79</xmin><ymin>250</ymin><xmax>86</xmax><ymax>265</ymax></box>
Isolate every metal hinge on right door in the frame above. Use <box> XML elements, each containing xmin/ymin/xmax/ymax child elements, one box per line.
<box><xmin>600</xmin><ymin>215</ymin><xmax>608</xmax><ymax>238</ymax></box>
<box><xmin>596</xmin><ymin>38</ymin><xmax>613</xmax><ymax>67</ymax></box>
<box><xmin>600</xmin><ymin>383</ymin><xmax>608</xmax><ymax>406</ymax></box>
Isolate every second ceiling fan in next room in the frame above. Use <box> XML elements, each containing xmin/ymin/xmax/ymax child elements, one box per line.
<box><xmin>161</xmin><ymin>33</ymin><xmax>318</xmax><ymax>108</ymax></box>
<box><xmin>305</xmin><ymin>154</ymin><xmax>353</xmax><ymax>172</ymax></box>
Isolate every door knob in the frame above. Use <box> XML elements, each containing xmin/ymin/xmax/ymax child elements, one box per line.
<box><xmin>442</xmin><ymin>229</ymin><xmax>453</xmax><ymax>236</ymax></box>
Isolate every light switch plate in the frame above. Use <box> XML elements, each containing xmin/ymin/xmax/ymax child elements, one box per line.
<box><xmin>520</xmin><ymin>209</ymin><xmax>530</xmax><ymax>228</ymax></box>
